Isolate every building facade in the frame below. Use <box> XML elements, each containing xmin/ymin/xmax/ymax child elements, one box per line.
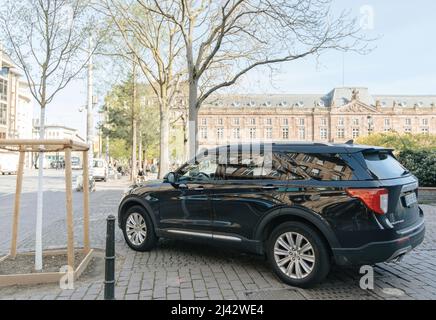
<box><xmin>196</xmin><ymin>87</ymin><xmax>436</xmax><ymax>149</ymax></box>
<box><xmin>32</xmin><ymin>121</ymin><xmax>85</xmax><ymax>142</ymax></box>
<box><xmin>1</xmin><ymin>48</ymin><xmax>34</xmax><ymax>168</ymax></box>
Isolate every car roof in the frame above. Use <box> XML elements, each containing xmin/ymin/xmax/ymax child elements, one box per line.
<box><xmin>204</xmin><ymin>142</ymin><xmax>392</xmax><ymax>154</ymax></box>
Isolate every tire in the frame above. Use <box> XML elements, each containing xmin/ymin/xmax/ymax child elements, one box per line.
<box><xmin>266</xmin><ymin>221</ymin><xmax>330</xmax><ymax>288</ymax></box>
<box><xmin>121</xmin><ymin>205</ymin><xmax>157</xmax><ymax>252</ymax></box>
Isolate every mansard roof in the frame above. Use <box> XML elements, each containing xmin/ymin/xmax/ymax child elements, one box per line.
<box><xmin>204</xmin><ymin>87</ymin><xmax>436</xmax><ymax>109</ymax></box>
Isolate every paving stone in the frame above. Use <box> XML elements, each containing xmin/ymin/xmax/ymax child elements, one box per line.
<box><xmin>1</xmin><ymin>177</ymin><xmax>435</xmax><ymax>301</ymax></box>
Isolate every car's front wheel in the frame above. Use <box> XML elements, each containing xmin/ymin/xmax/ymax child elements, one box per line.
<box><xmin>267</xmin><ymin>222</ymin><xmax>330</xmax><ymax>288</ymax></box>
<box><xmin>121</xmin><ymin>206</ymin><xmax>157</xmax><ymax>251</ymax></box>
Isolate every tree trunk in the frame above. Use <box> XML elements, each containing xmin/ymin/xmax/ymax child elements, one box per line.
<box><xmin>158</xmin><ymin>104</ymin><xmax>170</xmax><ymax>178</ymax></box>
<box><xmin>183</xmin><ymin>116</ymin><xmax>189</xmax><ymax>162</ymax></box>
<box><xmin>35</xmin><ymin>104</ymin><xmax>45</xmax><ymax>271</ymax></box>
<box><xmin>187</xmin><ymin>77</ymin><xmax>199</xmax><ymax>160</ymax></box>
<box><xmin>131</xmin><ymin>61</ymin><xmax>137</xmax><ymax>182</ymax></box>
<box><xmin>138</xmin><ymin>131</ymin><xmax>143</xmax><ymax>171</ymax></box>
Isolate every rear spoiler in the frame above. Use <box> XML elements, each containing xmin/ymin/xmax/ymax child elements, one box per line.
<box><xmin>345</xmin><ymin>146</ymin><xmax>394</xmax><ymax>154</ymax></box>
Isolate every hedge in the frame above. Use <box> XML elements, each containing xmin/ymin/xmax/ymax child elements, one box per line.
<box><xmin>397</xmin><ymin>150</ymin><xmax>436</xmax><ymax>187</ymax></box>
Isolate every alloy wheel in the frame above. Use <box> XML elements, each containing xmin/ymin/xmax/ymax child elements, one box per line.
<box><xmin>126</xmin><ymin>212</ymin><xmax>147</xmax><ymax>245</ymax></box>
<box><xmin>273</xmin><ymin>231</ymin><xmax>315</xmax><ymax>279</ymax></box>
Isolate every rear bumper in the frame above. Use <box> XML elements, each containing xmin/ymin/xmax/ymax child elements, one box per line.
<box><xmin>333</xmin><ymin>220</ymin><xmax>425</xmax><ymax>266</ymax></box>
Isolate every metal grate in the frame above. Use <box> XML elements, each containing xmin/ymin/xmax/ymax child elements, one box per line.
<box><xmin>245</xmin><ymin>289</ymin><xmax>305</xmax><ymax>300</ymax></box>
<box><xmin>299</xmin><ymin>285</ymin><xmax>379</xmax><ymax>300</ymax></box>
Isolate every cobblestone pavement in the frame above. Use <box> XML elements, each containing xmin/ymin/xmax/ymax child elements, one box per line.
<box><xmin>1</xmin><ymin>171</ymin><xmax>436</xmax><ymax>300</ymax></box>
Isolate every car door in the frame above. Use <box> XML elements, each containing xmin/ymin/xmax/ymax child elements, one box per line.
<box><xmin>210</xmin><ymin>148</ymin><xmax>295</xmax><ymax>240</ymax></box>
<box><xmin>158</xmin><ymin>153</ymin><xmax>218</xmax><ymax>235</ymax></box>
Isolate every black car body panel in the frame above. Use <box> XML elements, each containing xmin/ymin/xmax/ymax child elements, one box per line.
<box><xmin>118</xmin><ymin>142</ymin><xmax>425</xmax><ymax>266</ymax></box>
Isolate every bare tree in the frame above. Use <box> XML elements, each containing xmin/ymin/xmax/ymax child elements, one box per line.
<box><xmin>97</xmin><ymin>0</ymin><xmax>185</xmax><ymax>178</ymax></box>
<box><xmin>0</xmin><ymin>0</ymin><xmax>100</xmax><ymax>270</ymax></box>
<box><xmin>137</xmin><ymin>0</ymin><xmax>369</xmax><ymax>156</ymax></box>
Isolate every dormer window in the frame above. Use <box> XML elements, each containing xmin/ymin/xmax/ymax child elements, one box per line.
<box><xmin>264</xmin><ymin>101</ymin><xmax>272</xmax><ymax>107</ymax></box>
<box><xmin>316</xmin><ymin>100</ymin><xmax>325</xmax><ymax>107</ymax></box>
<box><xmin>279</xmin><ymin>101</ymin><xmax>288</xmax><ymax>107</ymax></box>
<box><xmin>248</xmin><ymin>101</ymin><xmax>256</xmax><ymax>107</ymax></box>
<box><xmin>231</xmin><ymin>101</ymin><xmax>240</xmax><ymax>107</ymax></box>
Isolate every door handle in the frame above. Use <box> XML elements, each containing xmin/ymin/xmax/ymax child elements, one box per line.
<box><xmin>262</xmin><ymin>185</ymin><xmax>278</xmax><ymax>190</ymax></box>
<box><xmin>194</xmin><ymin>186</ymin><xmax>204</xmax><ymax>191</ymax></box>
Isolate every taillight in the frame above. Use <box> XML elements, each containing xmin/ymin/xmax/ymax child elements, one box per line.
<box><xmin>345</xmin><ymin>188</ymin><xmax>389</xmax><ymax>215</ymax></box>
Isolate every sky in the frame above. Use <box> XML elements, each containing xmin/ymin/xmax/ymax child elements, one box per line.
<box><xmin>40</xmin><ymin>0</ymin><xmax>436</xmax><ymax>137</ymax></box>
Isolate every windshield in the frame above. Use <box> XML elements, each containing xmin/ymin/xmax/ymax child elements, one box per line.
<box><xmin>363</xmin><ymin>151</ymin><xmax>408</xmax><ymax>179</ymax></box>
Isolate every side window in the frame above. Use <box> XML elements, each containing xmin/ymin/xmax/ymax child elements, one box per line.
<box><xmin>286</xmin><ymin>152</ymin><xmax>354</xmax><ymax>181</ymax></box>
<box><xmin>262</xmin><ymin>152</ymin><xmax>305</xmax><ymax>180</ymax></box>
<box><xmin>223</xmin><ymin>151</ymin><xmax>306</xmax><ymax>181</ymax></box>
<box><xmin>178</xmin><ymin>155</ymin><xmax>218</xmax><ymax>182</ymax></box>
<box><xmin>225</xmin><ymin>152</ymin><xmax>265</xmax><ymax>180</ymax></box>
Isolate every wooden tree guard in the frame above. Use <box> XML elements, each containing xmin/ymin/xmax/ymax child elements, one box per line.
<box><xmin>0</xmin><ymin>139</ymin><xmax>94</xmax><ymax>287</ymax></box>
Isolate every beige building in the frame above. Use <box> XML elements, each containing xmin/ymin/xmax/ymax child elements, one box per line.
<box><xmin>196</xmin><ymin>87</ymin><xmax>436</xmax><ymax>149</ymax></box>
<box><xmin>1</xmin><ymin>48</ymin><xmax>34</xmax><ymax>168</ymax></box>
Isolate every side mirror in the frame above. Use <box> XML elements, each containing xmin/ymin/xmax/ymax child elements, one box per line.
<box><xmin>166</xmin><ymin>172</ymin><xmax>177</xmax><ymax>184</ymax></box>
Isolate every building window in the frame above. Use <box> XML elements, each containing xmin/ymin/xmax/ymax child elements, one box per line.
<box><xmin>422</xmin><ymin>118</ymin><xmax>428</xmax><ymax>126</ymax></box>
<box><xmin>298</xmin><ymin>128</ymin><xmax>305</xmax><ymax>140</ymax></box>
<box><xmin>405</xmin><ymin>118</ymin><xmax>411</xmax><ymax>126</ymax></box>
<box><xmin>320</xmin><ymin>128</ymin><xmax>327</xmax><ymax>140</ymax></box>
<box><xmin>200</xmin><ymin>127</ymin><xmax>208</xmax><ymax>139</ymax></box>
<box><xmin>232</xmin><ymin>127</ymin><xmax>241</xmax><ymax>139</ymax></box>
<box><xmin>217</xmin><ymin>118</ymin><xmax>223</xmax><ymax>125</ymax></box>
<box><xmin>249</xmin><ymin>118</ymin><xmax>256</xmax><ymax>125</ymax></box>
<box><xmin>352</xmin><ymin>128</ymin><xmax>360</xmax><ymax>138</ymax></box>
<box><xmin>283</xmin><ymin>118</ymin><xmax>288</xmax><ymax>126</ymax></box>
<box><xmin>298</xmin><ymin>118</ymin><xmax>305</xmax><ymax>126</ymax></box>
<box><xmin>0</xmin><ymin>79</ymin><xmax>7</xmax><ymax>101</ymax></box>
<box><xmin>200</xmin><ymin>118</ymin><xmax>207</xmax><ymax>126</ymax></box>
<box><xmin>338</xmin><ymin>118</ymin><xmax>344</xmax><ymax>126</ymax></box>
<box><xmin>216</xmin><ymin>127</ymin><xmax>224</xmax><ymax>140</ymax></box>
<box><xmin>0</xmin><ymin>102</ymin><xmax>7</xmax><ymax>125</ymax></box>
<box><xmin>405</xmin><ymin>127</ymin><xmax>412</xmax><ymax>134</ymax></box>
<box><xmin>352</xmin><ymin>118</ymin><xmax>359</xmax><ymax>126</ymax></box>
<box><xmin>282</xmin><ymin>127</ymin><xmax>289</xmax><ymax>139</ymax></box>
<box><xmin>422</xmin><ymin>127</ymin><xmax>429</xmax><ymax>134</ymax></box>
<box><xmin>337</xmin><ymin>128</ymin><xmax>345</xmax><ymax>139</ymax></box>
<box><xmin>320</xmin><ymin>118</ymin><xmax>327</xmax><ymax>126</ymax></box>
<box><xmin>266</xmin><ymin>118</ymin><xmax>272</xmax><ymax>125</ymax></box>
<box><xmin>384</xmin><ymin>119</ymin><xmax>390</xmax><ymax>126</ymax></box>
<box><xmin>265</xmin><ymin>127</ymin><xmax>272</xmax><ymax>139</ymax></box>
<box><xmin>249</xmin><ymin>128</ymin><xmax>256</xmax><ymax>139</ymax></box>
<box><xmin>233</xmin><ymin>118</ymin><xmax>240</xmax><ymax>125</ymax></box>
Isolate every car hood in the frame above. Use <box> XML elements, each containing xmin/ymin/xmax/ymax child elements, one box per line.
<box><xmin>128</xmin><ymin>179</ymin><xmax>165</xmax><ymax>195</ymax></box>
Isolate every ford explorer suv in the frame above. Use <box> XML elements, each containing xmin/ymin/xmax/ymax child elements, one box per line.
<box><xmin>118</xmin><ymin>142</ymin><xmax>425</xmax><ymax>287</ymax></box>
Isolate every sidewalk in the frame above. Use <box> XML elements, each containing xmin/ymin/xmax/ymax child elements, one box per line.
<box><xmin>1</xmin><ymin>173</ymin><xmax>436</xmax><ymax>300</ymax></box>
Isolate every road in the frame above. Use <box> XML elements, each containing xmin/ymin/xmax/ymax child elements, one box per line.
<box><xmin>1</xmin><ymin>169</ymin><xmax>436</xmax><ymax>300</ymax></box>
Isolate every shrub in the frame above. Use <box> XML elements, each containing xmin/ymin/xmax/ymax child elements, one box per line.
<box><xmin>397</xmin><ymin>149</ymin><xmax>436</xmax><ymax>187</ymax></box>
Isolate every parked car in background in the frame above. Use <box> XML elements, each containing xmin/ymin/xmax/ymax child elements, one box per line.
<box><xmin>118</xmin><ymin>142</ymin><xmax>425</xmax><ymax>288</ymax></box>
<box><xmin>93</xmin><ymin>158</ymin><xmax>108</xmax><ymax>182</ymax></box>
<box><xmin>71</xmin><ymin>156</ymin><xmax>82</xmax><ymax>170</ymax></box>
<box><xmin>0</xmin><ymin>152</ymin><xmax>18</xmax><ymax>175</ymax></box>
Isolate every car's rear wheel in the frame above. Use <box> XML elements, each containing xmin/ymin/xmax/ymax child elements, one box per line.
<box><xmin>122</xmin><ymin>206</ymin><xmax>157</xmax><ymax>251</ymax></box>
<box><xmin>267</xmin><ymin>221</ymin><xmax>330</xmax><ymax>288</ymax></box>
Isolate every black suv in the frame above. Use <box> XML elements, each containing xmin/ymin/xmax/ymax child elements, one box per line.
<box><xmin>118</xmin><ymin>142</ymin><xmax>425</xmax><ymax>287</ymax></box>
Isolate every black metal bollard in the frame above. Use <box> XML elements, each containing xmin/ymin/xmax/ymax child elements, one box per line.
<box><xmin>104</xmin><ymin>215</ymin><xmax>116</xmax><ymax>300</ymax></box>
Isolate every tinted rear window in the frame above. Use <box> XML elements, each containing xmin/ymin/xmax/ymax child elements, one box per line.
<box><xmin>363</xmin><ymin>151</ymin><xmax>407</xmax><ymax>179</ymax></box>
